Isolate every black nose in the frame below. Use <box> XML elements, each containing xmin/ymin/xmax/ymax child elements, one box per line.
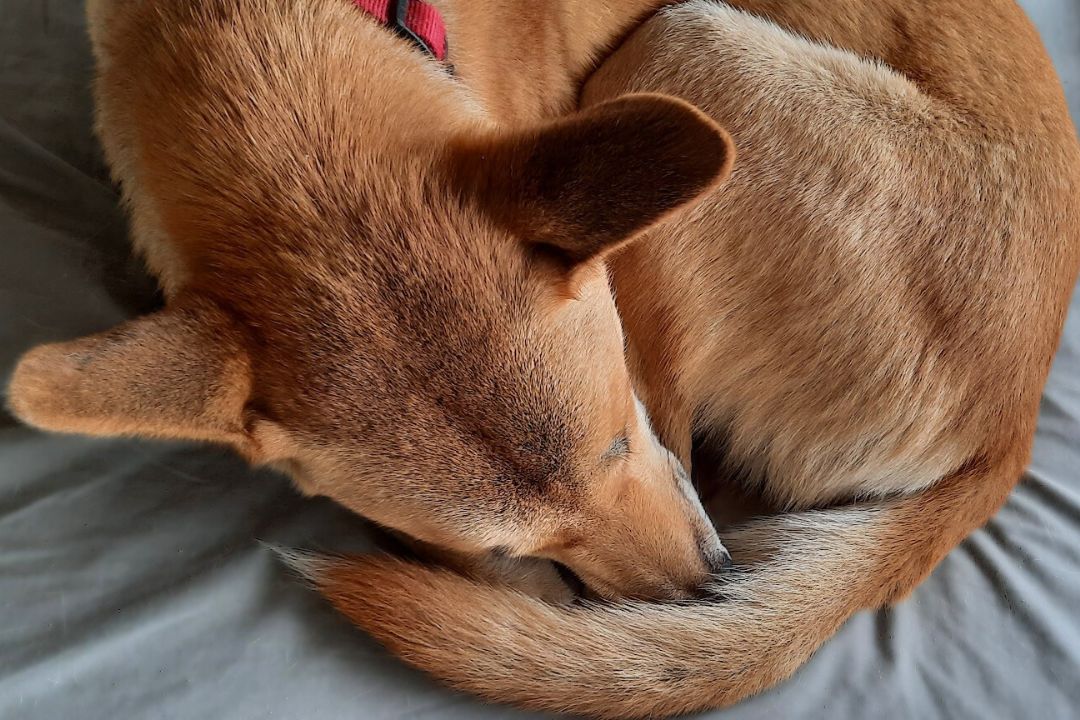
<box><xmin>706</xmin><ymin>548</ymin><xmax>734</xmax><ymax>575</ymax></box>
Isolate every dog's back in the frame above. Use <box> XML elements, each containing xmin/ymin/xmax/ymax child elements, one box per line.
<box><xmin>587</xmin><ymin>0</ymin><xmax>1080</xmax><ymax>507</ymax></box>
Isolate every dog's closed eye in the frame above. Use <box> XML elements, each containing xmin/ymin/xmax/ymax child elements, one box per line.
<box><xmin>602</xmin><ymin>433</ymin><xmax>630</xmax><ymax>461</ymax></box>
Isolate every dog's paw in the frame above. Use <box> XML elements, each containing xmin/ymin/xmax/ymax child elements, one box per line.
<box><xmin>479</xmin><ymin>553</ymin><xmax>578</xmax><ymax>605</ymax></box>
<box><xmin>387</xmin><ymin>533</ymin><xmax>577</xmax><ymax>604</ymax></box>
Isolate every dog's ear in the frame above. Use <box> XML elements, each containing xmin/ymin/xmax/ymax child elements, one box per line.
<box><xmin>454</xmin><ymin>93</ymin><xmax>733</xmax><ymax>267</ymax></box>
<box><xmin>7</xmin><ymin>298</ymin><xmax>255</xmax><ymax>451</ymax></box>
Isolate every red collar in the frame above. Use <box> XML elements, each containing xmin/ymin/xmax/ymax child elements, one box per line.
<box><xmin>352</xmin><ymin>0</ymin><xmax>450</xmax><ymax>64</ymax></box>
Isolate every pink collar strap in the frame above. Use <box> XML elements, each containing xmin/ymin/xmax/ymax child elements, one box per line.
<box><xmin>352</xmin><ymin>0</ymin><xmax>450</xmax><ymax>64</ymax></box>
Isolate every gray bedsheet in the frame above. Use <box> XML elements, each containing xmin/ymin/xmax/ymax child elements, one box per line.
<box><xmin>1</xmin><ymin>1</ymin><xmax>1078</xmax><ymax>718</ymax></box>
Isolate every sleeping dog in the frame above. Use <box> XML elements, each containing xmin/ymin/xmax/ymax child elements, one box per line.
<box><xmin>8</xmin><ymin>0</ymin><xmax>1080</xmax><ymax>717</ymax></box>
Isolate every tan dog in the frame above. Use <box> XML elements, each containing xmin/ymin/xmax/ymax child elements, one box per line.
<box><xmin>5</xmin><ymin>0</ymin><xmax>1080</xmax><ymax>717</ymax></box>
<box><xmin>276</xmin><ymin>0</ymin><xmax>1080</xmax><ymax>717</ymax></box>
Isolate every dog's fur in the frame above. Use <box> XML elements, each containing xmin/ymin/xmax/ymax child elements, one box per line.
<box><xmin>7</xmin><ymin>0</ymin><xmax>1080</xmax><ymax>717</ymax></box>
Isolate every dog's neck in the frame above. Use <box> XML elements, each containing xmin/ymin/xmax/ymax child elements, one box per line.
<box><xmin>181</xmin><ymin>1</ymin><xmax>682</xmax><ymax>304</ymax></box>
<box><xmin>324</xmin><ymin>0</ymin><xmax>676</xmax><ymax>158</ymax></box>
<box><xmin>429</xmin><ymin>0</ymin><xmax>674</xmax><ymax>122</ymax></box>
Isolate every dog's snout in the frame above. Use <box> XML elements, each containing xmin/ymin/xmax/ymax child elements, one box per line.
<box><xmin>657</xmin><ymin>546</ymin><xmax>732</xmax><ymax>601</ymax></box>
<box><xmin>706</xmin><ymin>547</ymin><xmax>733</xmax><ymax>575</ymax></box>
<box><xmin>674</xmin><ymin>548</ymin><xmax>731</xmax><ymax>600</ymax></box>
<box><xmin>699</xmin><ymin>546</ymin><xmax>734</xmax><ymax>578</ymax></box>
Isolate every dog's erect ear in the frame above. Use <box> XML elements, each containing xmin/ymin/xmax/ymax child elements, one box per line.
<box><xmin>454</xmin><ymin>93</ymin><xmax>734</xmax><ymax>266</ymax></box>
<box><xmin>7</xmin><ymin>299</ymin><xmax>254</xmax><ymax>449</ymax></box>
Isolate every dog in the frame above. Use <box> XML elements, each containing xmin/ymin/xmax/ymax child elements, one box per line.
<box><xmin>6</xmin><ymin>0</ymin><xmax>1080</xmax><ymax>717</ymax></box>
<box><xmin>267</xmin><ymin>0</ymin><xmax>1080</xmax><ymax>717</ymax></box>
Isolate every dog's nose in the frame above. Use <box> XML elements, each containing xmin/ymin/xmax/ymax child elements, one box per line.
<box><xmin>705</xmin><ymin>547</ymin><xmax>733</xmax><ymax>575</ymax></box>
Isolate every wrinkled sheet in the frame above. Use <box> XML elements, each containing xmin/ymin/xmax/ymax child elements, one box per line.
<box><xmin>1</xmin><ymin>1</ymin><xmax>1078</xmax><ymax>718</ymax></box>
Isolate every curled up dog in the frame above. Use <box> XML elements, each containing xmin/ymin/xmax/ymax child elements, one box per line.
<box><xmin>7</xmin><ymin>0</ymin><xmax>1080</xmax><ymax>718</ymax></box>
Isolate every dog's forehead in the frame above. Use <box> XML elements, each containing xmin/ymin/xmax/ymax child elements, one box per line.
<box><xmin>280</xmin><ymin>332</ymin><xmax>583</xmax><ymax>496</ymax></box>
<box><xmin>234</xmin><ymin>251</ymin><xmax>586</xmax><ymax>491</ymax></box>
<box><xmin>187</xmin><ymin>165</ymin><xmax>596</xmax><ymax>489</ymax></box>
<box><xmin>197</xmin><ymin>171</ymin><xmax>532</xmax><ymax>358</ymax></box>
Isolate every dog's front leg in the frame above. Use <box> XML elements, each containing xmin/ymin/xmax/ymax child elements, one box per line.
<box><xmin>392</xmin><ymin>534</ymin><xmax>578</xmax><ymax>605</ymax></box>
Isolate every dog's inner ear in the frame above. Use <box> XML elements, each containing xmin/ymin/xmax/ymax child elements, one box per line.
<box><xmin>454</xmin><ymin>92</ymin><xmax>734</xmax><ymax>267</ymax></box>
<box><xmin>7</xmin><ymin>299</ymin><xmax>254</xmax><ymax>450</ymax></box>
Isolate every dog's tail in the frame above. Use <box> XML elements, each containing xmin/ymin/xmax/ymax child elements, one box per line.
<box><xmin>287</xmin><ymin>454</ymin><xmax>1021</xmax><ymax>719</ymax></box>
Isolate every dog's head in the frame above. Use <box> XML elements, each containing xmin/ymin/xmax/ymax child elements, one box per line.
<box><xmin>8</xmin><ymin>94</ymin><xmax>733</xmax><ymax>600</ymax></box>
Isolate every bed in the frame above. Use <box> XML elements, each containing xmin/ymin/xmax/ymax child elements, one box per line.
<box><xmin>2</xmin><ymin>1</ymin><xmax>1078</xmax><ymax>718</ymax></box>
